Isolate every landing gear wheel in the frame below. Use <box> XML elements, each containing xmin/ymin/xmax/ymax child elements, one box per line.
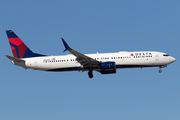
<box><xmin>159</xmin><ymin>69</ymin><xmax>162</xmax><ymax>73</ymax></box>
<box><xmin>88</xmin><ymin>71</ymin><xmax>93</xmax><ymax>78</ymax></box>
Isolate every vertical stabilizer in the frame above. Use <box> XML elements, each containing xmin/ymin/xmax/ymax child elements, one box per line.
<box><xmin>6</xmin><ymin>30</ymin><xmax>46</xmax><ymax>58</ymax></box>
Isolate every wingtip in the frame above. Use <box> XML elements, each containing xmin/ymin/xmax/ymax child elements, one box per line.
<box><xmin>61</xmin><ymin>38</ymin><xmax>70</xmax><ymax>52</ymax></box>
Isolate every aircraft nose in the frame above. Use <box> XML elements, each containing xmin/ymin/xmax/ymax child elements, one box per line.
<box><xmin>170</xmin><ymin>57</ymin><xmax>176</xmax><ymax>63</ymax></box>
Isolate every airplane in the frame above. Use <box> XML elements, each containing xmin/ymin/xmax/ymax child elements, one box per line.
<box><xmin>5</xmin><ymin>30</ymin><xmax>176</xmax><ymax>78</ymax></box>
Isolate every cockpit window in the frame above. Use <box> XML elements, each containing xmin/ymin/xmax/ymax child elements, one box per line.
<box><xmin>163</xmin><ymin>54</ymin><xmax>169</xmax><ymax>57</ymax></box>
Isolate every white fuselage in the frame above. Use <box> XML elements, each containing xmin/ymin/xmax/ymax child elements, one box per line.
<box><xmin>13</xmin><ymin>51</ymin><xmax>176</xmax><ymax>72</ymax></box>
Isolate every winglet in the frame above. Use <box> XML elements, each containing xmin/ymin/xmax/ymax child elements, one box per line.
<box><xmin>61</xmin><ymin>38</ymin><xmax>71</xmax><ymax>52</ymax></box>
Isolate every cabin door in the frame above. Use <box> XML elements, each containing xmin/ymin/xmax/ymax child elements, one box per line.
<box><xmin>155</xmin><ymin>55</ymin><xmax>159</xmax><ymax>61</ymax></box>
<box><xmin>34</xmin><ymin>59</ymin><xmax>38</xmax><ymax>68</ymax></box>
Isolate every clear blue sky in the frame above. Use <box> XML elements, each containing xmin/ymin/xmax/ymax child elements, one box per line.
<box><xmin>0</xmin><ymin>0</ymin><xmax>179</xmax><ymax>120</ymax></box>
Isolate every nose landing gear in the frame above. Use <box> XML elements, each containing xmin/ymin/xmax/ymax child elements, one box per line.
<box><xmin>158</xmin><ymin>65</ymin><xmax>167</xmax><ymax>73</ymax></box>
<box><xmin>88</xmin><ymin>70</ymin><xmax>93</xmax><ymax>78</ymax></box>
<box><xmin>158</xmin><ymin>69</ymin><xmax>162</xmax><ymax>73</ymax></box>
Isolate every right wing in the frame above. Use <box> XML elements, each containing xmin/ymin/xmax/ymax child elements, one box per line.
<box><xmin>61</xmin><ymin>38</ymin><xmax>101</xmax><ymax>69</ymax></box>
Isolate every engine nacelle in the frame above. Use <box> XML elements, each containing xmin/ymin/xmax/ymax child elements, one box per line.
<box><xmin>100</xmin><ymin>62</ymin><xmax>116</xmax><ymax>74</ymax></box>
<box><xmin>100</xmin><ymin>62</ymin><xmax>116</xmax><ymax>69</ymax></box>
<box><xmin>100</xmin><ymin>69</ymin><xmax>116</xmax><ymax>74</ymax></box>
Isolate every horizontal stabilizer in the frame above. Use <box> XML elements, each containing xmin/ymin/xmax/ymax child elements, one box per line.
<box><xmin>5</xmin><ymin>55</ymin><xmax>25</xmax><ymax>62</ymax></box>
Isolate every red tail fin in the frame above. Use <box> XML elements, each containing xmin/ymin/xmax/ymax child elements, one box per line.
<box><xmin>6</xmin><ymin>30</ymin><xmax>46</xmax><ymax>58</ymax></box>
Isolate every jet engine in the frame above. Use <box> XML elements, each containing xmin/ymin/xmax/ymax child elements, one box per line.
<box><xmin>100</xmin><ymin>62</ymin><xmax>116</xmax><ymax>74</ymax></box>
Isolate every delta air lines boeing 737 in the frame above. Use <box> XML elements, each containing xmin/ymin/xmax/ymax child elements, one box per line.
<box><xmin>5</xmin><ymin>30</ymin><xmax>176</xmax><ymax>78</ymax></box>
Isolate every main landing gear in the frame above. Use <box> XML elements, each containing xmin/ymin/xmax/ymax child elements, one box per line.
<box><xmin>88</xmin><ymin>70</ymin><xmax>93</xmax><ymax>78</ymax></box>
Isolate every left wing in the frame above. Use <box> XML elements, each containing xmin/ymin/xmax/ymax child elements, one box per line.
<box><xmin>61</xmin><ymin>38</ymin><xmax>101</xmax><ymax>69</ymax></box>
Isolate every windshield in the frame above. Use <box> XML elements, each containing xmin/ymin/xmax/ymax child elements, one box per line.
<box><xmin>163</xmin><ymin>54</ymin><xmax>169</xmax><ymax>57</ymax></box>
